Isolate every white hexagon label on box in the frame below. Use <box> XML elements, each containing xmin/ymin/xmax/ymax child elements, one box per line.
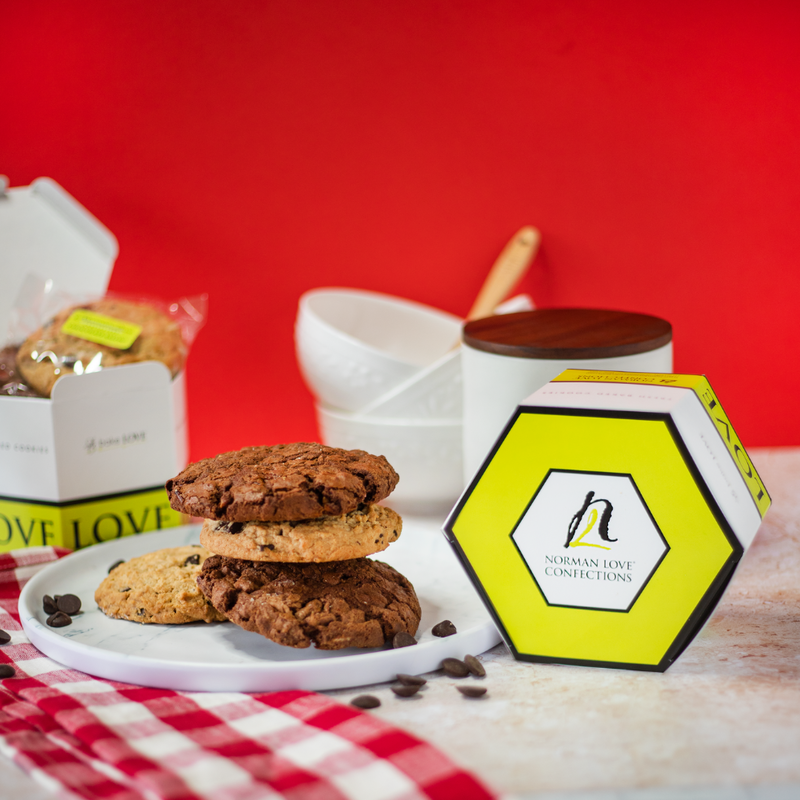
<box><xmin>511</xmin><ymin>470</ymin><xmax>669</xmax><ymax>612</ymax></box>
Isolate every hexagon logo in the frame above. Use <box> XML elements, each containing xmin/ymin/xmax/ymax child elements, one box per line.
<box><xmin>511</xmin><ymin>470</ymin><xmax>669</xmax><ymax>612</ymax></box>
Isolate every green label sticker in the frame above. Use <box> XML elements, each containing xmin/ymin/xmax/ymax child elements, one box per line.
<box><xmin>61</xmin><ymin>309</ymin><xmax>142</xmax><ymax>350</ymax></box>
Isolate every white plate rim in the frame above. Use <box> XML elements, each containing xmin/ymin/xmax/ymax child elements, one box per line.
<box><xmin>19</xmin><ymin>524</ymin><xmax>501</xmax><ymax>692</ymax></box>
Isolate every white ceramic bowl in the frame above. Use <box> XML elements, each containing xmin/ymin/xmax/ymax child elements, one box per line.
<box><xmin>315</xmin><ymin>403</ymin><xmax>464</xmax><ymax>516</ymax></box>
<box><xmin>296</xmin><ymin>288</ymin><xmax>462</xmax><ymax>412</ymax></box>
<box><xmin>341</xmin><ymin>293</ymin><xmax>535</xmax><ymax>420</ymax></box>
<box><xmin>357</xmin><ymin>348</ymin><xmax>462</xmax><ymax>419</ymax></box>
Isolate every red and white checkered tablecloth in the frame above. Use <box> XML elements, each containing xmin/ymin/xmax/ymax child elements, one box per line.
<box><xmin>0</xmin><ymin>548</ymin><xmax>498</xmax><ymax>800</ymax></box>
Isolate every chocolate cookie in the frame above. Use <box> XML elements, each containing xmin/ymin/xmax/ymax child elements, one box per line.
<box><xmin>0</xmin><ymin>344</ymin><xmax>39</xmax><ymax>396</ymax></box>
<box><xmin>94</xmin><ymin>545</ymin><xmax>227</xmax><ymax>624</ymax></box>
<box><xmin>17</xmin><ymin>297</ymin><xmax>186</xmax><ymax>397</ymax></box>
<box><xmin>166</xmin><ymin>442</ymin><xmax>400</xmax><ymax>522</ymax></box>
<box><xmin>199</xmin><ymin>503</ymin><xmax>402</xmax><ymax>562</ymax></box>
<box><xmin>197</xmin><ymin>555</ymin><xmax>420</xmax><ymax>649</ymax></box>
<box><xmin>0</xmin><ymin>345</ymin><xmax>20</xmax><ymax>385</ymax></box>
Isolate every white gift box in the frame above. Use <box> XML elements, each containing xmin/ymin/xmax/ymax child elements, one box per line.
<box><xmin>0</xmin><ymin>177</ymin><xmax>188</xmax><ymax>551</ymax></box>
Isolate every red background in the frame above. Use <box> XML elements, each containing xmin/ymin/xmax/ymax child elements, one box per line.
<box><xmin>2</xmin><ymin>1</ymin><xmax>799</xmax><ymax>460</ymax></box>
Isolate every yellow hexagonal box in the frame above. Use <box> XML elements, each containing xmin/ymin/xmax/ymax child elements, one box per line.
<box><xmin>443</xmin><ymin>369</ymin><xmax>771</xmax><ymax>671</ymax></box>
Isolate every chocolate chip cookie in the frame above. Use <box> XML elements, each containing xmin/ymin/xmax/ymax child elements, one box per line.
<box><xmin>197</xmin><ymin>555</ymin><xmax>420</xmax><ymax>649</ymax></box>
<box><xmin>166</xmin><ymin>442</ymin><xmax>400</xmax><ymax>522</ymax></box>
<box><xmin>17</xmin><ymin>297</ymin><xmax>187</xmax><ymax>397</ymax></box>
<box><xmin>199</xmin><ymin>503</ymin><xmax>402</xmax><ymax>562</ymax></box>
<box><xmin>94</xmin><ymin>545</ymin><xmax>227</xmax><ymax>624</ymax></box>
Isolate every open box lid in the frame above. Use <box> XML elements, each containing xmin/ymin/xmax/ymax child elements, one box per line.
<box><xmin>0</xmin><ymin>175</ymin><xmax>118</xmax><ymax>347</ymax></box>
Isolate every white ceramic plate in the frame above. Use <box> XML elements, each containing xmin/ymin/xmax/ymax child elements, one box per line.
<box><xmin>19</xmin><ymin>518</ymin><xmax>501</xmax><ymax>692</ymax></box>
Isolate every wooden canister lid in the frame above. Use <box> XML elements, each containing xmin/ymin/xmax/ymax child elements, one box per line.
<box><xmin>462</xmin><ymin>308</ymin><xmax>672</xmax><ymax>359</ymax></box>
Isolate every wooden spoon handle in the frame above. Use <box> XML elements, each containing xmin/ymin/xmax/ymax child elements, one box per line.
<box><xmin>466</xmin><ymin>225</ymin><xmax>541</xmax><ymax>321</ymax></box>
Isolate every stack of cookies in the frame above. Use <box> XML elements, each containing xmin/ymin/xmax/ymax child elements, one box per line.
<box><xmin>165</xmin><ymin>442</ymin><xmax>421</xmax><ymax>650</ymax></box>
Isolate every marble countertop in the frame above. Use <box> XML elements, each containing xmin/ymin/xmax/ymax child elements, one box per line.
<box><xmin>327</xmin><ymin>447</ymin><xmax>800</xmax><ymax>799</ymax></box>
<box><xmin>2</xmin><ymin>447</ymin><xmax>799</xmax><ymax>800</ymax></box>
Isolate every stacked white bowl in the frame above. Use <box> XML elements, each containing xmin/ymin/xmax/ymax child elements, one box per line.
<box><xmin>296</xmin><ymin>288</ymin><xmax>465</xmax><ymax>515</ymax></box>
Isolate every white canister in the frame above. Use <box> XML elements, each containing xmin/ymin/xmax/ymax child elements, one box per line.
<box><xmin>461</xmin><ymin>308</ymin><xmax>673</xmax><ymax>482</ymax></box>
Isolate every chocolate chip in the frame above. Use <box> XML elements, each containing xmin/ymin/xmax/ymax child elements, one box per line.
<box><xmin>108</xmin><ymin>559</ymin><xmax>125</xmax><ymax>573</ymax></box>
<box><xmin>391</xmin><ymin>684</ymin><xmax>421</xmax><ymax>697</ymax></box>
<box><xmin>441</xmin><ymin>657</ymin><xmax>470</xmax><ymax>678</ymax></box>
<box><xmin>183</xmin><ymin>554</ymin><xmax>201</xmax><ymax>566</ymax></box>
<box><xmin>136</xmin><ymin>608</ymin><xmax>147</xmax><ymax>617</ymax></box>
<box><xmin>119</xmin><ymin>587</ymin><xmax>131</xmax><ymax>592</ymax></box>
<box><xmin>457</xmin><ymin>685</ymin><xmax>487</xmax><ymax>698</ymax></box>
<box><xmin>46</xmin><ymin>611</ymin><xmax>72</xmax><ymax>628</ymax></box>
<box><xmin>392</xmin><ymin>631</ymin><xmax>417</xmax><ymax>648</ymax></box>
<box><xmin>221</xmin><ymin>521</ymin><xmax>245</xmax><ymax>534</ymax></box>
<box><xmin>0</xmin><ymin>630</ymin><xmax>10</xmax><ymax>645</ymax></box>
<box><xmin>0</xmin><ymin>664</ymin><xmax>15</xmax><ymax>679</ymax></box>
<box><xmin>432</xmin><ymin>620</ymin><xmax>457</xmax><ymax>637</ymax></box>
<box><xmin>397</xmin><ymin>673</ymin><xmax>427</xmax><ymax>686</ymax></box>
<box><xmin>464</xmin><ymin>654</ymin><xmax>486</xmax><ymax>677</ymax></box>
<box><xmin>42</xmin><ymin>595</ymin><xmax>58</xmax><ymax>614</ymax></box>
<box><xmin>56</xmin><ymin>594</ymin><xmax>81</xmax><ymax>616</ymax></box>
<box><xmin>351</xmin><ymin>695</ymin><xmax>381</xmax><ymax>709</ymax></box>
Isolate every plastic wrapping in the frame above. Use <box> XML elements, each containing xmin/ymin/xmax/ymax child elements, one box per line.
<box><xmin>1</xmin><ymin>277</ymin><xmax>207</xmax><ymax>397</ymax></box>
